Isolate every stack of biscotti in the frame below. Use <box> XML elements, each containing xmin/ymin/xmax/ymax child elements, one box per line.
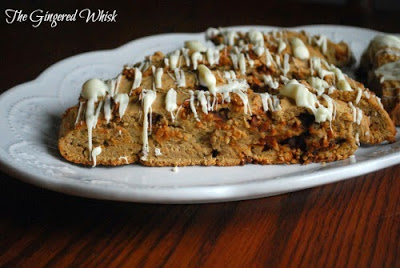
<box><xmin>360</xmin><ymin>34</ymin><xmax>400</xmax><ymax>125</ymax></box>
<box><xmin>59</xmin><ymin>28</ymin><xmax>396</xmax><ymax>167</ymax></box>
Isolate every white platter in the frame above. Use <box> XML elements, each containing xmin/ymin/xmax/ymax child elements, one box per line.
<box><xmin>1</xmin><ymin>25</ymin><xmax>399</xmax><ymax>204</ymax></box>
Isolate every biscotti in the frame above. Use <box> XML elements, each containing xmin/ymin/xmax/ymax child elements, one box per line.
<box><xmin>59</xmin><ymin>28</ymin><xmax>396</xmax><ymax>167</ymax></box>
<box><xmin>360</xmin><ymin>34</ymin><xmax>400</xmax><ymax>125</ymax></box>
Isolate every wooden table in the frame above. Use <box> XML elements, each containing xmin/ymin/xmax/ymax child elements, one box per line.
<box><xmin>1</xmin><ymin>1</ymin><xmax>399</xmax><ymax>267</ymax></box>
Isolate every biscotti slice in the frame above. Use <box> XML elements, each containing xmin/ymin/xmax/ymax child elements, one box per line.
<box><xmin>360</xmin><ymin>34</ymin><xmax>400</xmax><ymax>125</ymax></box>
<box><xmin>205</xmin><ymin>28</ymin><xmax>354</xmax><ymax>68</ymax></box>
<box><xmin>59</xmin><ymin>28</ymin><xmax>396</xmax><ymax>167</ymax></box>
<box><xmin>238</xmin><ymin>51</ymin><xmax>397</xmax><ymax>144</ymax></box>
<box><xmin>59</xmin><ymin>69</ymin><xmax>368</xmax><ymax>166</ymax></box>
<box><xmin>180</xmin><ymin>35</ymin><xmax>396</xmax><ymax>144</ymax></box>
<box><xmin>59</xmin><ymin>47</ymin><xmax>395</xmax><ymax>167</ymax></box>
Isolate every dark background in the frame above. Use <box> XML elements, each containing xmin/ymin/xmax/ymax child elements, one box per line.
<box><xmin>1</xmin><ymin>0</ymin><xmax>400</xmax><ymax>91</ymax></box>
<box><xmin>0</xmin><ymin>0</ymin><xmax>399</xmax><ymax>267</ymax></box>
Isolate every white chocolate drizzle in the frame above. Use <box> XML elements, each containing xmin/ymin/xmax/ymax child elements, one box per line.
<box><xmin>174</xmin><ymin>68</ymin><xmax>186</xmax><ymax>88</ymax></box>
<box><xmin>276</xmin><ymin>54</ymin><xmax>290</xmax><ymax>76</ymax></box>
<box><xmin>181</xmin><ymin>48</ymin><xmax>191</xmax><ymax>66</ymax></box>
<box><xmin>130</xmin><ymin>68</ymin><xmax>142</xmax><ymax>94</ymax></box>
<box><xmin>248</xmin><ymin>30</ymin><xmax>264</xmax><ymax>46</ymax></box>
<box><xmin>259</xmin><ymin>93</ymin><xmax>281</xmax><ymax>112</ymax></box>
<box><xmin>230</xmin><ymin>53</ymin><xmax>239</xmax><ymax>70</ymax></box>
<box><xmin>118</xmin><ymin>156</ymin><xmax>129</xmax><ymax>164</ymax></box>
<box><xmin>280</xmin><ymin>75</ymin><xmax>290</xmax><ymax>84</ymax></box>
<box><xmin>375</xmin><ymin>48</ymin><xmax>400</xmax><ymax>57</ymax></box>
<box><xmin>198</xmin><ymin>65</ymin><xmax>217</xmax><ymax>95</ymax></box>
<box><xmin>153</xmin><ymin>66</ymin><xmax>164</xmax><ymax>89</ymax></box>
<box><xmin>165</xmin><ymin>88</ymin><xmax>178</xmax><ymax>121</ymax></box>
<box><xmin>348</xmin><ymin>102</ymin><xmax>363</xmax><ymax>125</ymax></box>
<box><xmin>322</xmin><ymin>94</ymin><xmax>336</xmax><ymax>122</ymax></box>
<box><xmin>114</xmin><ymin>74</ymin><xmax>122</xmax><ymax>95</ymax></box>
<box><xmin>272</xmin><ymin>96</ymin><xmax>282</xmax><ymax>111</ymax></box>
<box><xmin>355</xmin><ymin>87</ymin><xmax>362</xmax><ymax>104</ymax></box>
<box><xmin>189</xmin><ymin>90</ymin><xmax>200</xmax><ymax>121</ymax></box>
<box><xmin>172</xmin><ymin>166</ymin><xmax>179</xmax><ymax>172</ymax></box>
<box><xmin>141</xmin><ymin>90</ymin><xmax>157</xmax><ymax>161</ymax></box>
<box><xmin>307</xmin><ymin>77</ymin><xmax>329</xmax><ymax>96</ymax></box>
<box><xmin>369</xmin><ymin>35</ymin><xmax>400</xmax><ymax>57</ymax></box>
<box><xmin>280</xmin><ymin>80</ymin><xmax>332</xmax><ymax>123</ymax></box>
<box><xmin>263</xmin><ymin>75</ymin><xmax>279</xmax><ymax>89</ymax></box>
<box><xmin>206</xmin><ymin>47</ymin><xmax>220</xmax><ymax>66</ymax></box>
<box><xmin>114</xmin><ymin>93</ymin><xmax>129</xmax><ymax>119</ymax></box>
<box><xmin>333</xmin><ymin>67</ymin><xmax>352</xmax><ymax>91</ymax></box>
<box><xmin>348</xmin><ymin>102</ymin><xmax>356</xmax><ymax>123</ymax></box>
<box><xmin>245</xmin><ymin>53</ymin><xmax>254</xmax><ymax>68</ymax></box>
<box><xmin>215</xmin><ymin>44</ymin><xmax>226</xmax><ymax>51</ymax></box>
<box><xmin>106</xmin><ymin>79</ymin><xmax>117</xmax><ymax>97</ymax></box>
<box><xmin>139</xmin><ymin>60</ymin><xmax>150</xmax><ymax>72</ymax></box>
<box><xmin>376</xmin><ymin>96</ymin><xmax>384</xmax><ymax>109</ymax></box>
<box><xmin>224</xmin><ymin>70</ymin><xmax>237</xmax><ymax>81</ymax></box>
<box><xmin>205</xmin><ymin>27</ymin><xmax>219</xmax><ymax>39</ymax></box>
<box><xmin>282</xmin><ymin>54</ymin><xmax>290</xmax><ymax>76</ymax></box>
<box><xmin>291</xmin><ymin>37</ymin><xmax>310</xmax><ymax>60</ymax></box>
<box><xmin>356</xmin><ymin>108</ymin><xmax>363</xmax><ymax>125</ymax></box>
<box><xmin>277</xmin><ymin>40</ymin><xmax>287</xmax><ymax>54</ymax></box>
<box><xmin>184</xmin><ymin>40</ymin><xmax>207</xmax><ymax>52</ymax></box>
<box><xmin>238</xmin><ymin>53</ymin><xmax>246</xmax><ymax>74</ymax></box>
<box><xmin>155</xmin><ymin>147</ymin><xmax>162</xmax><ymax>156</ymax></box>
<box><xmin>309</xmin><ymin>57</ymin><xmax>334</xmax><ymax>79</ymax></box>
<box><xmin>81</xmin><ymin>79</ymin><xmax>108</xmax><ymax>159</ymax></box>
<box><xmin>223</xmin><ymin>30</ymin><xmax>238</xmax><ymax>46</ymax></box>
<box><xmin>104</xmin><ymin>95</ymin><xmax>112</xmax><ymax>123</ymax></box>
<box><xmin>75</xmin><ymin>101</ymin><xmax>84</xmax><ymax>126</ymax></box>
<box><xmin>355</xmin><ymin>132</ymin><xmax>360</xmax><ymax>146</ymax></box>
<box><xmin>314</xmin><ymin>35</ymin><xmax>328</xmax><ymax>55</ymax></box>
<box><xmin>81</xmin><ymin>78</ymin><xmax>108</xmax><ymax>100</ymax></box>
<box><xmin>232</xmin><ymin>46</ymin><xmax>240</xmax><ymax>55</ymax></box>
<box><xmin>374</xmin><ymin>61</ymin><xmax>400</xmax><ymax>82</ymax></box>
<box><xmin>91</xmin><ymin>146</ymin><xmax>102</xmax><ymax>167</ymax></box>
<box><xmin>253</xmin><ymin>45</ymin><xmax>265</xmax><ymax>57</ymax></box>
<box><xmin>196</xmin><ymin>90</ymin><xmax>209</xmax><ymax>114</ymax></box>
<box><xmin>191</xmin><ymin>51</ymin><xmax>203</xmax><ymax>70</ymax></box>
<box><xmin>234</xmin><ymin>88</ymin><xmax>252</xmax><ymax>115</ymax></box>
<box><xmin>169</xmin><ymin>50</ymin><xmax>180</xmax><ymax>69</ymax></box>
<box><xmin>265</xmin><ymin>48</ymin><xmax>275</xmax><ymax>67</ymax></box>
<box><xmin>328</xmin><ymin>86</ymin><xmax>335</xmax><ymax>95</ymax></box>
<box><xmin>238</xmin><ymin>40</ymin><xmax>246</xmax><ymax>49</ymax></box>
<box><xmin>216</xmin><ymin>79</ymin><xmax>249</xmax><ymax>95</ymax></box>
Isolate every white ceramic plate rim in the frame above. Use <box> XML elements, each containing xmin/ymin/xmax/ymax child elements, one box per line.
<box><xmin>1</xmin><ymin>24</ymin><xmax>399</xmax><ymax>204</ymax></box>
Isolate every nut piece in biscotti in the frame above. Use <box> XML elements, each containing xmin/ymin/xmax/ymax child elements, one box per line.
<box><xmin>359</xmin><ymin>34</ymin><xmax>400</xmax><ymax>125</ymax></box>
<box><xmin>59</xmin><ymin>28</ymin><xmax>396</xmax><ymax>167</ymax></box>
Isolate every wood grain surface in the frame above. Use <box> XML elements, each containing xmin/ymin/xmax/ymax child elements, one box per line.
<box><xmin>0</xmin><ymin>0</ymin><xmax>399</xmax><ymax>267</ymax></box>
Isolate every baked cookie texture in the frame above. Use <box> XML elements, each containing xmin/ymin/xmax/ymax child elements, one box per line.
<box><xmin>360</xmin><ymin>34</ymin><xmax>400</xmax><ymax>125</ymax></box>
<box><xmin>59</xmin><ymin>28</ymin><xmax>396</xmax><ymax>167</ymax></box>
